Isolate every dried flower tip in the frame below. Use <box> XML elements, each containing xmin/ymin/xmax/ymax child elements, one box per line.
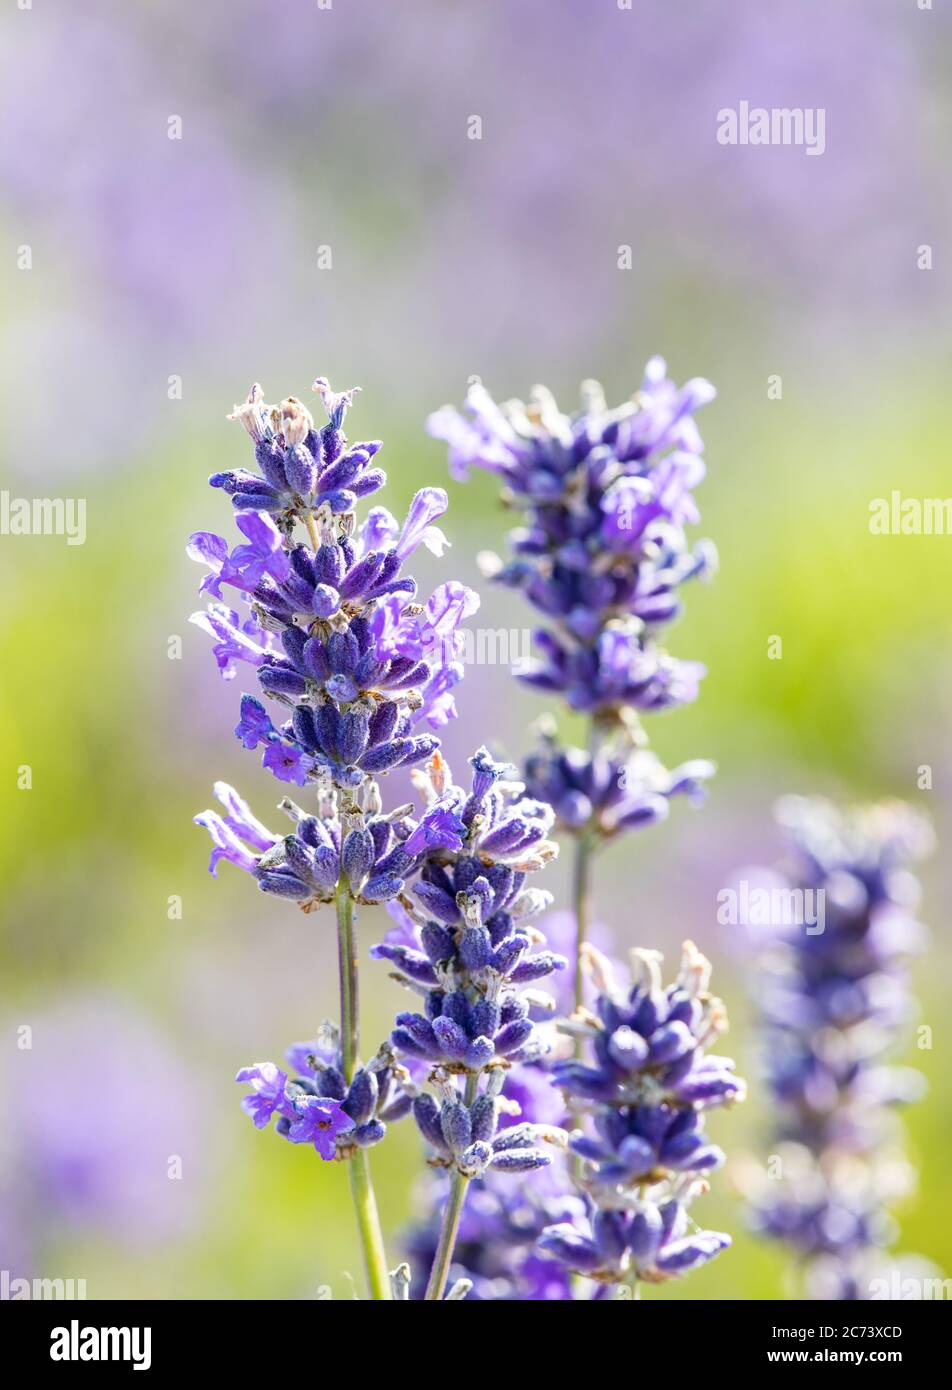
<box><xmin>427</xmin><ymin>750</ymin><xmax>450</xmax><ymax>797</ymax></box>
<box><xmin>630</xmin><ymin>947</ymin><xmax>664</xmax><ymax>997</ymax></box>
<box><xmin>581</xmin><ymin>942</ymin><xmax>619</xmax><ymax>998</ymax></box>
<box><xmin>523</xmin><ymin>988</ymin><xmax>557</xmax><ymax>1015</ymax></box>
<box><xmin>390</xmin><ymin>1263</ymin><xmax>411</xmax><ymax>1300</ymax></box>
<box><xmin>677</xmin><ymin>939</ymin><xmax>712</xmax><ymax>997</ymax></box>
<box><xmin>280</xmin><ymin>396</ymin><xmax>314</xmax><ymax>447</ymax></box>
<box><xmin>536</xmin><ymin>1125</ymin><xmax>570</xmax><ymax>1150</ymax></box>
<box><xmin>457</xmin><ymin>889</ymin><xmax>486</xmax><ymax>929</ymax></box>
<box><xmin>227</xmin><ymin>384</ymin><xmax>271</xmax><ymax>443</ymax></box>
<box><xmin>445</xmin><ymin>1278</ymin><xmax>472</xmax><ymax>1301</ymax></box>
<box><xmin>579</xmin><ymin>378</ymin><xmax>607</xmax><ymax>414</ymax></box>
<box><xmin>312</xmin><ymin>377</ymin><xmax>361</xmax><ymax>421</ymax></box>
<box><xmin>696</xmin><ymin>995</ymin><xmax>729</xmax><ymax>1048</ymax></box>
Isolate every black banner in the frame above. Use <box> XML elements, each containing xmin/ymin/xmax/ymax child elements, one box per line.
<box><xmin>3</xmin><ymin>1298</ymin><xmax>947</xmax><ymax>1374</ymax></box>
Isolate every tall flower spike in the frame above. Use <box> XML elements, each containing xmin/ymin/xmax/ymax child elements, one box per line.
<box><xmin>190</xmin><ymin>379</ymin><xmax>480</xmax><ymax>1302</ymax></box>
<box><xmin>745</xmin><ymin>796</ymin><xmax>934</xmax><ymax>1300</ymax></box>
<box><xmin>428</xmin><ymin>362</ymin><xmax>716</xmax><ymax>848</ymax></box>
<box><xmin>421</xmin><ymin>360</ymin><xmax>730</xmax><ymax>1299</ymax></box>
<box><xmin>540</xmin><ymin>942</ymin><xmax>745</xmax><ymax>1288</ymax></box>
<box><xmin>428</xmin><ymin>361</ymin><xmax>717</xmax><ymax>1066</ymax></box>
<box><xmin>191</xmin><ymin>381</ymin><xmax>479</xmax><ymax>910</ymax></box>
<box><xmin>373</xmin><ymin>749</ymin><xmax>564</xmax><ymax>1074</ymax></box>
<box><xmin>373</xmin><ymin>750</ymin><xmax>566</xmax><ymax>1299</ymax></box>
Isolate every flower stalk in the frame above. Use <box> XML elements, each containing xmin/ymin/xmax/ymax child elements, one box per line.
<box><xmin>348</xmin><ymin>1147</ymin><xmax>391</xmax><ymax>1302</ymax></box>
<box><xmin>424</xmin><ymin>1074</ymin><xmax>479</xmax><ymax>1301</ymax></box>
<box><xmin>335</xmin><ymin>880</ymin><xmax>360</xmax><ymax>1083</ymax></box>
<box><xmin>335</xmin><ymin>881</ymin><xmax>391</xmax><ymax>1299</ymax></box>
<box><xmin>193</xmin><ymin>378</ymin><xmax>481</xmax><ymax>1300</ymax></box>
<box><xmin>746</xmin><ymin>796</ymin><xmax>934</xmax><ymax>1300</ymax></box>
<box><xmin>423</xmin><ymin>363</ymin><xmax>737</xmax><ymax>1299</ymax></box>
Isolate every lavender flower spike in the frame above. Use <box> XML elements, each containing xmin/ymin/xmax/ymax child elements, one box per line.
<box><xmin>428</xmin><ymin>365</ymin><xmax>715</xmax><ymax>729</ymax></box>
<box><xmin>540</xmin><ymin>941</ymin><xmax>744</xmax><ymax>1289</ymax></box>
<box><xmin>372</xmin><ymin>748</ymin><xmax>566</xmax><ymax>1298</ymax></box>
<box><xmin>191</xmin><ymin>378</ymin><xmax>480</xmax><ymax>1301</ymax></box>
<box><xmin>745</xmin><ymin>796</ymin><xmax>935</xmax><ymax>1300</ymax></box>
<box><xmin>430</xmin><ymin>364</ymin><xmax>717</xmax><ymax>1021</ymax></box>
<box><xmin>373</xmin><ymin>748</ymin><xmax>564</xmax><ymax>1075</ymax></box>
<box><xmin>422</xmin><ymin>360</ymin><xmax>728</xmax><ymax>1299</ymax></box>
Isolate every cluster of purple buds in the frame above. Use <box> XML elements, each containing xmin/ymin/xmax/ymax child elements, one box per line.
<box><xmin>371</xmin><ymin>747</ymin><xmax>570</xmax><ymax>1182</ymax></box>
<box><xmin>541</xmin><ymin>1187</ymin><xmax>731</xmax><ymax>1288</ymax></box>
<box><xmin>210</xmin><ymin>380</ymin><xmax>384</xmax><ymax>518</ymax></box>
<box><xmin>428</xmin><ymin>360</ymin><xmax>715</xmax><ymax>839</ymax></box>
<box><xmin>190</xmin><ymin>380</ymin><xmax>478</xmax><ymax>800</ymax></box>
<box><xmin>372</xmin><ymin>747</ymin><xmax>565</xmax><ymax>1073</ymax></box>
<box><xmin>524</xmin><ymin>716</ymin><xmax>714</xmax><ymax>837</ymax></box>
<box><xmin>412</xmin><ymin>1068</ymin><xmax>564</xmax><ymax>1180</ymax></box>
<box><xmin>191</xmin><ymin>379</ymin><xmax>480</xmax><ymax>909</ymax></box>
<box><xmin>747</xmin><ymin>796</ymin><xmax>933</xmax><ymax>1299</ymax></box>
<box><xmin>196</xmin><ymin>779</ymin><xmax>422</xmax><ymax>908</ymax></box>
<box><xmin>539</xmin><ymin>941</ymin><xmax>745</xmax><ymax>1286</ymax></box>
<box><xmin>236</xmin><ymin>1030</ymin><xmax>413</xmax><ymax>1161</ymax></box>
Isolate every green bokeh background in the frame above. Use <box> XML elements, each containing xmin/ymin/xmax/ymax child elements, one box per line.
<box><xmin>1</xmin><ymin>0</ymin><xmax>950</xmax><ymax>1299</ymax></box>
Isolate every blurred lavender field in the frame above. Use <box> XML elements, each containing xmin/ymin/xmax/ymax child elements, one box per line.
<box><xmin>1</xmin><ymin>0</ymin><xmax>951</xmax><ymax>1299</ymax></box>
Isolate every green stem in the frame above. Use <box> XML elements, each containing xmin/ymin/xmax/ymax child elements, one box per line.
<box><xmin>335</xmin><ymin>881</ymin><xmax>391</xmax><ymax>1300</ymax></box>
<box><xmin>348</xmin><ymin>1147</ymin><xmax>391</xmax><ymax>1302</ymax></box>
<box><xmin>336</xmin><ymin>881</ymin><xmax>360</xmax><ymax>1081</ymax></box>
<box><xmin>424</xmin><ymin>1074</ymin><xmax>478</xmax><ymax>1301</ymax></box>
<box><xmin>423</xmin><ymin>1169</ymin><xmax>470</xmax><ymax>1301</ymax></box>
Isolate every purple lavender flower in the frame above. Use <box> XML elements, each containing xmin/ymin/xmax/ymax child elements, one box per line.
<box><xmin>210</xmin><ymin>385</ymin><xmax>386</xmax><ymax>517</ymax></box>
<box><xmin>553</xmin><ymin>941</ymin><xmax>745</xmax><ymax>1113</ymax></box>
<box><xmin>189</xmin><ymin>604</ymin><xmax>274</xmax><ymax>681</ymax></box>
<box><xmin>235</xmin><ymin>1062</ymin><xmax>297</xmax><ymax>1130</ymax></box>
<box><xmin>429</xmin><ymin>363</ymin><xmax>715</xmax><ymax>842</ymax></box>
<box><xmin>425</xmin><ymin>359</ymin><xmax>732</xmax><ymax>1299</ymax></box>
<box><xmin>196</xmin><ymin>780</ymin><xmax>418</xmax><ymax>909</ymax></box>
<box><xmin>193</xmin><ymin>380</ymin><xmax>479</xmax><ymax>907</ymax></box>
<box><xmin>410</xmin><ymin>1068</ymin><xmax>562</xmax><ymax>1182</ymax></box>
<box><xmin>540</xmin><ymin>942</ymin><xmax>745</xmax><ymax>1289</ymax></box>
<box><xmin>194</xmin><ymin>782</ymin><xmax>278</xmax><ymax>877</ymax></box>
<box><xmin>286</xmin><ymin>1099</ymin><xmax>354</xmax><ymax>1160</ymax></box>
<box><xmin>191</xmin><ymin>469</ymin><xmax>474</xmax><ymax>789</ymax></box>
<box><xmin>372</xmin><ymin>747</ymin><xmax>565</xmax><ymax>1073</ymax></box>
<box><xmin>236</xmin><ymin>1030</ymin><xmax>413</xmax><ymax>1160</ymax></box>
<box><xmin>524</xmin><ymin>718</ymin><xmax>714</xmax><ymax>836</ymax></box>
<box><xmin>746</xmin><ymin>796</ymin><xmax>934</xmax><ymax>1300</ymax></box>
<box><xmin>541</xmin><ymin>1193</ymin><xmax>730</xmax><ymax>1286</ymax></box>
<box><xmin>369</xmin><ymin>745</ymin><xmax>567</xmax><ymax>1299</ymax></box>
<box><xmin>192</xmin><ymin>379</ymin><xmax>491</xmax><ymax>1301</ymax></box>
